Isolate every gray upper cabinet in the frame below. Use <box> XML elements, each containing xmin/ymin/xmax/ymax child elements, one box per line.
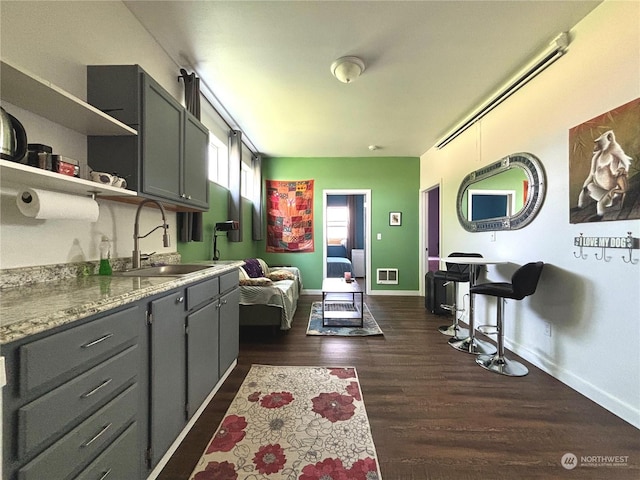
<box><xmin>87</xmin><ymin>65</ymin><xmax>209</xmax><ymax>211</ymax></box>
<box><xmin>142</xmin><ymin>75</ymin><xmax>183</xmax><ymax>202</ymax></box>
<box><xmin>183</xmin><ymin>112</ymin><xmax>209</xmax><ymax>208</ymax></box>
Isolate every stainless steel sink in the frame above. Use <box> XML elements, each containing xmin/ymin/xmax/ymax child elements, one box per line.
<box><xmin>115</xmin><ymin>264</ymin><xmax>212</xmax><ymax>277</ymax></box>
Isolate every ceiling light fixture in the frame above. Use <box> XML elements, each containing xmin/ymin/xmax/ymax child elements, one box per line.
<box><xmin>331</xmin><ymin>56</ymin><xmax>366</xmax><ymax>84</ymax></box>
<box><xmin>368</xmin><ymin>145</ymin><xmax>379</xmax><ymax>151</ymax></box>
<box><xmin>435</xmin><ymin>32</ymin><xmax>570</xmax><ymax>149</ymax></box>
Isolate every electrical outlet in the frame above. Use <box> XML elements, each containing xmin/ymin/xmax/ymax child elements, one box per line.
<box><xmin>490</xmin><ymin>232</ymin><xmax>496</xmax><ymax>242</ymax></box>
<box><xmin>544</xmin><ymin>322</ymin><xmax>552</xmax><ymax>337</ymax></box>
<box><xmin>377</xmin><ymin>233</ymin><xmax>382</xmax><ymax>240</ymax></box>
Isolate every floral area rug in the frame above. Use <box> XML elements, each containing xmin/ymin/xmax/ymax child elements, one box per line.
<box><xmin>306</xmin><ymin>302</ymin><xmax>383</xmax><ymax>336</ymax></box>
<box><xmin>189</xmin><ymin>365</ymin><xmax>382</xmax><ymax>480</ymax></box>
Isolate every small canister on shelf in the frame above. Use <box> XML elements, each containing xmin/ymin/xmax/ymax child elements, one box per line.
<box><xmin>26</xmin><ymin>143</ymin><xmax>52</xmax><ymax>170</ymax></box>
<box><xmin>51</xmin><ymin>154</ymin><xmax>80</xmax><ymax>177</ymax></box>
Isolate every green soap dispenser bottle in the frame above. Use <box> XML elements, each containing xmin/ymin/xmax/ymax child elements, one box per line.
<box><xmin>99</xmin><ymin>236</ymin><xmax>113</xmax><ymax>275</ymax></box>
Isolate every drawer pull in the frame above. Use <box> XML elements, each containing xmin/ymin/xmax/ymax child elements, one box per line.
<box><xmin>81</xmin><ymin>378</ymin><xmax>113</xmax><ymax>398</ymax></box>
<box><xmin>82</xmin><ymin>423</ymin><xmax>112</xmax><ymax>448</ymax></box>
<box><xmin>176</xmin><ymin>296</ymin><xmax>184</xmax><ymax>304</ymax></box>
<box><xmin>81</xmin><ymin>333</ymin><xmax>114</xmax><ymax>349</ymax></box>
<box><xmin>98</xmin><ymin>469</ymin><xmax>112</xmax><ymax>480</ymax></box>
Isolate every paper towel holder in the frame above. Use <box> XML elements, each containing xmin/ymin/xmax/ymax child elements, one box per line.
<box><xmin>21</xmin><ymin>190</ymin><xmax>99</xmax><ymax>202</ymax></box>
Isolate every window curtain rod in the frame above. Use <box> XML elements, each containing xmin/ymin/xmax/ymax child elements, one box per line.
<box><xmin>435</xmin><ymin>32</ymin><xmax>569</xmax><ymax>150</ymax></box>
<box><xmin>178</xmin><ymin>67</ymin><xmax>259</xmax><ymax>156</ymax></box>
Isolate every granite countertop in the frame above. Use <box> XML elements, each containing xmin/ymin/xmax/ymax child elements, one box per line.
<box><xmin>0</xmin><ymin>261</ymin><xmax>243</xmax><ymax>345</ymax></box>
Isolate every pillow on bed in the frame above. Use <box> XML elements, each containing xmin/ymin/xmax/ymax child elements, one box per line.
<box><xmin>243</xmin><ymin>258</ymin><xmax>265</xmax><ymax>278</ymax></box>
<box><xmin>239</xmin><ymin>277</ymin><xmax>273</xmax><ymax>286</ymax></box>
<box><xmin>268</xmin><ymin>269</ymin><xmax>296</xmax><ymax>281</ymax></box>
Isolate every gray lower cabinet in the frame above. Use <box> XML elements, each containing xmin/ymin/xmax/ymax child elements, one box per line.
<box><xmin>219</xmin><ymin>287</ymin><xmax>240</xmax><ymax>375</ymax></box>
<box><xmin>2</xmin><ymin>269</ymin><xmax>239</xmax><ymax>479</ymax></box>
<box><xmin>1</xmin><ymin>303</ymin><xmax>147</xmax><ymax>480</ymax></box>
<box><xmin>149</xmin><ymin>270</ymin><xmax>239</xmax><ymax>470</ymax></box>
<box><xmin>186</xmin><ymin>301</ymin><xmax>219</xmax><ymax>419</ymax></box>
<box><xmin>148</xmin><ymin>289</ymin><xmax>188</xmax><ymax>468</ymax></box>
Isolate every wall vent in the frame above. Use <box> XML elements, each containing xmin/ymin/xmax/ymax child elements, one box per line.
<box><xmin>376</xmin><ymin>268</ymin><xmax>398</xmax><ymax>285</ymax></box>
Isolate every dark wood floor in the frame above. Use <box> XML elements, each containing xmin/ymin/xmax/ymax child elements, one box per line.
<box><xmin>158</xmin><ymin>295</ymin><xmax>640</xmax><ymax>479</ymax></box>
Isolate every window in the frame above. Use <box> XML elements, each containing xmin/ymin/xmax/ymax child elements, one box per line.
<box><xmin>241</xmin><ymin>162</ymin><xmax>254</xmax><ymax>200</ymax></box>
<box><xmin>208</xmin><ymin>134</ymin><xmax>228</xmax><ymax>188</ymax></box>
<box><xmin>326</xmin><ymin>206</ymin><xmax>349</xmax><ymax>245</ymax></box>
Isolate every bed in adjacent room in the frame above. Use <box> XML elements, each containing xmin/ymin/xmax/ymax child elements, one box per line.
<box><xmin>326</xmin><ymin>245</ymin><xmax>354</xmax><ymax>278</ymax></box>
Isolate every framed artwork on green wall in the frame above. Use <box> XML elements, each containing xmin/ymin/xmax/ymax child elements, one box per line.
<box><xmin>389</xmin><ymin>212</ymin><xmax>402</xmax><ymax>226</ymax></box>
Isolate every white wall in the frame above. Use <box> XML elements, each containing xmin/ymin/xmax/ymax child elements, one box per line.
<box><xmin>421</xmin><ymin>0</ymin><xmax>640</xmax><ymax>428</ymax></box>
<box><xmin>0</xmin><ymin>1</ymin><xmax>196</xmax><ymax>269</ymax></box>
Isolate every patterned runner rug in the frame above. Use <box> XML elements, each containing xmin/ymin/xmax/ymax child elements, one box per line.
<box><xmin>189</xmin><ymin>365</ymin><xmax>382</xmax><ymax>479</ymax></box>
<box><xmin>306</xmin><ymin>301</ymin><xmax>383</xmax><ymax>336</ymax></box>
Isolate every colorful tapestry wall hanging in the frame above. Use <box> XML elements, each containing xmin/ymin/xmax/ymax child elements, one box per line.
<box><xmin>266</xmin><ymin>179</ymin><xmax>314</xmax><ymax>252</ymax></box>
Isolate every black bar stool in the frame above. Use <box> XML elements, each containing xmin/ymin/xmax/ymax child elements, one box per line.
<box><xmin>434</xmin><ymin>252</ymin><xmax>483</xmax><ymax>337</ymax></box>
<box><xmin>471</xmin><ymin>262</ymin><xmax>544</xmax><ymax>377</ymax></box>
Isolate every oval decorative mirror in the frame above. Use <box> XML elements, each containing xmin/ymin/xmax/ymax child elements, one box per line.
<box><xmin>456</xmin><ymin>152</ymin><xmax>546</xmax><ymax>232</ymax></box>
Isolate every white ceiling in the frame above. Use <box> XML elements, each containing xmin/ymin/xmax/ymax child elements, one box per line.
<box><xmin>124</xmin><ymin>0</ymin><xmax>601</xmax><ymax>158</ymax></box>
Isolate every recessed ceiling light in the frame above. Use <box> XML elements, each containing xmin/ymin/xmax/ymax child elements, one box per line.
<box><xmin>368</xmin><ymin>145</ymin><xmax>379</xmax><ymax>151</ymax></box>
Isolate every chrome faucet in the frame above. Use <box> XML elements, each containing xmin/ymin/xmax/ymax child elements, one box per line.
<box><xmin>132</xmin><ymin>199</ymin><xmax>170</xmax><ymax>269</ymax></box>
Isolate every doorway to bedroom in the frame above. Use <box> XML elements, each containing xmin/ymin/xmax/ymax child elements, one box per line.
<box><xmin>323</xmin><ymin>189</ymin><xmax>371</xmax><ymax>295</ymax></box>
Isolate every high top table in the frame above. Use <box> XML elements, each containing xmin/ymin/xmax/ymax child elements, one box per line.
<box><xmin>441</xmin><ymin>257</ymin><xmax>506</xmax><ymax>355</ymax></box>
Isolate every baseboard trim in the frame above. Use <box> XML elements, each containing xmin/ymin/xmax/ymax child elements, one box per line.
<box><xmin>146</xmin><ymin>359</ymin><xmax>238</xmax><ymax>479</ymax></box>
<box><xmin>505</xmin><ymin>338</ymin><xmax>640</xmax><ymax>429</ymax></box>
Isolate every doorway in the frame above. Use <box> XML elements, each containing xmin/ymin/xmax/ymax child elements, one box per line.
<box><xmin>323</xmin><ymin>189</ymin><xmax>371</xmax><ymax>294</ymax></box>
<box><xmin>420</xmin><ymin>184</ymin><xmax>441</xmax><ymax>295</ymax></box>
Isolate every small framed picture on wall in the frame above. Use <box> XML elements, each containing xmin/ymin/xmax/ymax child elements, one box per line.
<box><xmin>389</xmin><ymin>212</ymin><xmax>402</xmax><ymax>226</ymax></box>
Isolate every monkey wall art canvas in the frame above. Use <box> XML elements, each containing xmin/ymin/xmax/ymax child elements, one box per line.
<box><xmin>569</xmin><ymin>98</ymin><xmax>640</xmax><ymax>223</ymax></box>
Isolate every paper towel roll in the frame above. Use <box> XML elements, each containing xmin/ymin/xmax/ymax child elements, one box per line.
<box><xmin>16</xmin><ymin>188</ymin><xmax>100</xmax><ymax>221</ymax></box>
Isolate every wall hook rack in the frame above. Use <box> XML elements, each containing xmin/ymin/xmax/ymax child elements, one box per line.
<box><xmin>573</xmin><ymin>233</ymin><xmax>588</xmax><ymax>259</ymax></box>
<box><xmin>594</xmin><ymin>246</ymin><xmax>611</xmax><ymax>262</ymax></box>
<box><xmin>622</xmin><ymin>232</ymin><xmax>639</xmax><ymax>264</ymax></box>
<box><xmin>574</xmin><ymin>232</ymin><xmax>639</xmax><ymax>264</ymax></box>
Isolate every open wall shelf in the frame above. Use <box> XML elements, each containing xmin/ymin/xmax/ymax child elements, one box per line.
<box><xmin>1</xmin><ymin>59</ymin><xmax>137</xmax><ymax>136</ymax></box>
<box><xmin>0</xmin><ymin>160</ymin><xmax>137</xmax><ymax>197</ymax></box>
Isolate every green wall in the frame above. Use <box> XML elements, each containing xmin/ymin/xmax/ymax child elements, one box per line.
<box><xmin>179</xmin><ymin>157</ymin><xmax>421</xmax><ymax>292</ymax></box>
<box><xmin>260</xmin><ymin>156</ymin><xmax>420</xmax><ymax>291</ymax></box>
<box><xmin>178</xmin><ymin>182</ymin><xmax>256</xmax><ymax>262</ymax></box>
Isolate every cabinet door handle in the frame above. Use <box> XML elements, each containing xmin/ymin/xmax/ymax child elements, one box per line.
<box><xmin>98</xmin><ymin>469</ymin><xmax>112</xmax><ymax>480</ymax></box>
<box><xmin>82</xmin><ymin>423</ymin><xmax>112</xmax><ymax>448</ymax></box>
<box><xmin>187</xmin><ymin>195</ymin><xmax>192</xmax><ymax>200</ymax></box>
<box><xmin>81</xmin><ymin>378</ymin><xmax>113</xmax><ymax>398</ymax></box>
<box><xmin>81</xmin><ymin>333</ymin><xmax>114</xmax><ymax>349</ymax></box>
<box><xmin>176</xmin><ymin>296</ymin><xmax>184</xmax><ymax>304</ymax></box>
<box><xmin>221</xmin><ymin>299</ymin><xmax>227</xmax><ymax>305</ymax></box>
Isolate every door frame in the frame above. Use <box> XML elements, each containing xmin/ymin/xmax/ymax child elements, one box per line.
<box><xmin>323</xmin><ymin>189</ymin><xmax>372</xmax><ymax>295</ymax></box>
<box><xmin>419</xmin><ymin>183</ymin><xmax>441</xmax><ymax>296</ymax></box>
